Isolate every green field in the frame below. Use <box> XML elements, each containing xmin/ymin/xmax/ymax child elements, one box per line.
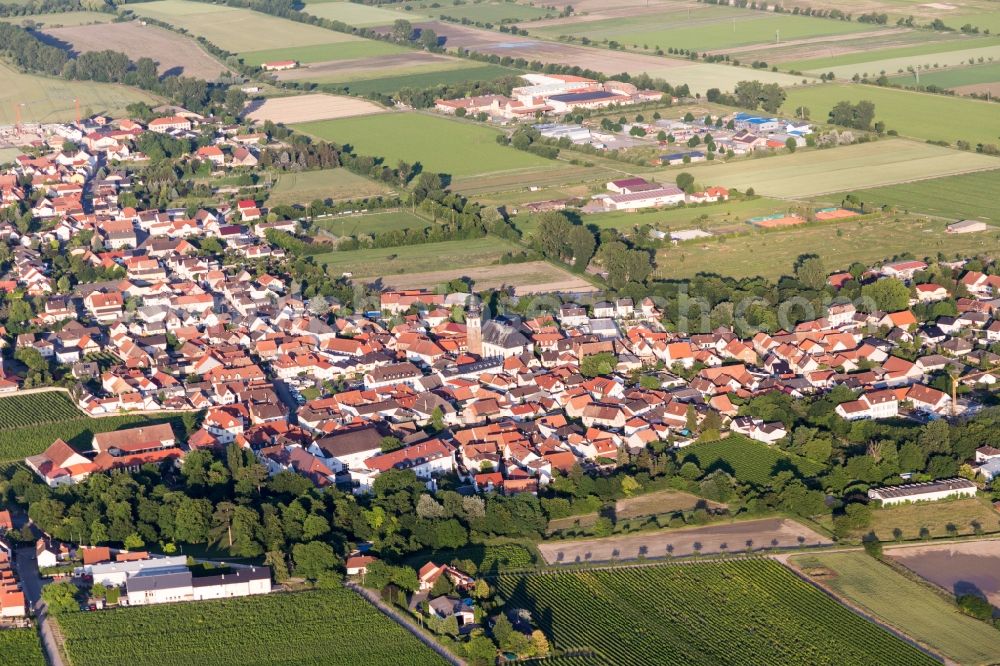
<box><xmin>0</xmin><ymin>629</ymin><xmax>46</xmax><ymax>666</ymax></box>
<box><xmin>657</xmin><ymin>215</ymin><xmax>1000</xmax><ymax>280</ymax></box>
<box><xmin>0</xmin><ymin>391</ymin><xmax>196</xmax><ymax>463</ymax></box>
<box><xmin>679</xmin><ymin>435</ymin><xmax>824</xmax><ymax>486</ymax></box>
<box><xmin>532</xmin><ymin>6</ymin><xmax>878</xmax><ymax>52</ymax></box>
<box><xmin>0</xmin><ymin>62</ymin><xmax>160</xmax><ymax>124</ymax></box>
<box><xmin>58</xmin><ymin>588</ymin><xmax>445</xmax><ymax>666</ymax></box>
<box><xmin>496</xmin><ymin>560</ymin><xmax>937</xmax><ymax>666</ymax></box>
<box><xmin>0</xmin><ymin>147</ymin><xmax>20</xmax><ymax>165</ymax></box>
<box><xmin>317</xmin><ymin>236</ymin><xmax>519</xmax><ymax>277</ymax></box>
<box><xmin>129</xmin><ymin>0</ymin><xmax>364</xmax><ymax>52</ymax></box>
<box><xmin>888</xmin><ymin>61</ymin><xmax>1000</xmax><ymax>89</ymax></box>
<box><xmin>266</xmin><ymin>168</ymin><xmax>394</xmax><ymax>206</ymax></box>
<box><xmin>1</xmin><ymin>10</ymin><xmax>113</xmax><ymax>26</ymax></box>
<box><xmin>301</xmin><ymin>0</ymin><xmax>424</xmax><ymax>26</ymax></box>
<box><xmin>240</xmin><ymin>41</ymin><xmax>411</xmax><ymax>67</ymax></box>
<box><xmin>315</xmin><ymin>210</ymin><xmax>432</xmax><ymax>237</ymax></box>
<box><xmin>781</xmin><ymin>83</ymin><xmax>1000</xmax><ymax>146</ymax></box>
<box><xmin>844</xmin><ymin>169</ymin><xmax>1000</xmax><ymax>221</ymax></box>
<box><xmin>324</xmin><ymin>63</ymin><xmax>523</xmax><ymax>95</ymax></box>
<box><xmin>294</xmin><ymin>113</ymin><xmax>556</xmax><ymax>178</ymax></box>
<box><xmin>792</xmin><ymin>551</ymin><xmax>1000</xmax><ymax>665</ymax></box>
<box><xmin>679</xmin><ymin>139</ymin><xmax>1000</xmax><ymax>198</ymax></box>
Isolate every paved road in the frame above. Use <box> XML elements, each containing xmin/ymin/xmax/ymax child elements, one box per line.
<box><xmin>15</xmin><ymin>546</ymin><xmax>65</xmax><ymax>666</ymax></box>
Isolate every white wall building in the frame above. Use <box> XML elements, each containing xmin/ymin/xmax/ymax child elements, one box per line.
<box><xmin>868</xmin><ymin>478</ymin><xmax>977</xmax><ymax>506</ymax></box>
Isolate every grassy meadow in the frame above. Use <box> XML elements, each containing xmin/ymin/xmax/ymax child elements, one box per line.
<box><xmin>792</xmin><ymin>551</ymin><xmax>1000</xmax><ymax>666</ymax></box>
<box><xmin>315</xmin><ymin>210</ymin><xmax>432</xmax><ymax>237</ymax></box>
<box><xmin>843</xmin><ymin>169</ymin><xmax>1000</xmax><ymax>221</ymax></box>
<box><xmin>239</xmin><ymin>41</ymin><xmax>411</xmax><ymax>67</ymax></box>
<box><xmin>677</xmin><ymin>139</ymin><xmax>999</xmax><ymax>198</ymax></box>
<box><xmin>887</xmin><ymin>61</ymin><xmax>1000</xmax><ymax>89</ymax></box>
<box><xmin>293</xmin><ymin>113</ymin><xmax>557</xmax><ymax>178</ymax></box>
<box><xmin>266</xmin><ymin>168</ymin><xmax>394</xmax><ymax>206</ymax></box>
<box><xmin>323</xmin><ymin>63</ymin><xmax>522</xmax><ymax>94</ymax></box>
<box><xmin>781</xmin><ymin>83</ymin><xmax>1000</xmax><ymax>145</ymax></box>
<box><xmin>300</xmin><ymin>0</ymin><xmax>424</xmax><ymax>26</ymax></box>
<box><xmin>0</xmin><ymin>62</ymin><xmax>159</xmax><ymax>124</ymax></box>
<box><xmin>317</xmin><ymin>236</ymin><xmax>519</xmax><ymax>277</ymax></box>
<box><xmin>656</xmin><ymin>215</ymin><xmax>1000</xmax><ymax>280</ymax></box>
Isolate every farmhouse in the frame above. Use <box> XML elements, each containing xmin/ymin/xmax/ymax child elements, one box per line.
<box><xmin>867</xmin><ymin>478</ymin><xmax>977</xmax><ymax>506</ymax></box>
<box><xmin>601</xmin><ymin>186</ymin><xmax>686</xmax><ymax>212</ymax></box>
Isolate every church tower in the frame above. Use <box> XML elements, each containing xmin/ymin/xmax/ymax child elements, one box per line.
<box><xmin>466</xmin><ymin>302</ymin><xmax>483</xmax><ymax>356</ymax></box>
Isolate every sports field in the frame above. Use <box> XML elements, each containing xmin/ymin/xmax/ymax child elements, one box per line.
<box><xmin>0</xmin><ymin>62</ymin><xmax>159</xmax><ymax>124</ymax></box>
<box><xmin>791</xmin><ymin>551</ymin><xmax>1000</xmax><ymax>666</ymax></box>
<box><xmin>317</xmin><ymin>236</ymin><xmax>520</xmax><ymax>277</ymax></box>
<box><xmin>128</xmin><ymin>0</ymin><xmax>367</xmax><ymax>53</ymax></box>
<box><xmin>239</xmin><ymin>41</ymin><xmax>410</xmax><ymax>68</ymax></box>
<box><xmin>293</xmin><ymin>113</ymin><xmax>557</xmax><ymax>178</ymax></box>
<box><xmin>267</xmin><ymin>169</ymin><xmax>394</xmax><ymax>206</ymax></box>
<box><xmin>843</xmin><ymin>169</ymin><xmax>1000</xmax><ymax>221</ymax></box>
<box><xmin>888</xmin><ymin>61</ymin><xmax>1000</xmax><ymax>90</ymax></box>
<box><xmin>496</xmin><ymin>560</ymin><xmax>937</xmax><ymax>665</ymax></box>
<box><xmin>315</xmin><ymin>210</ymin><xmax>430</xmax><ymax>237</ymax></box>
<box><xmin>785</xmin><ymin>35</ymin><xmax>1000</xmax><ymax>72</ymax></box>
<box><xmin>301</xmin><ymin>0</ymin><xmax>424</xmax><ymax>26</ymax></box>
<box><xmin>678</xmin><ymin>140</ymin><xmax>999</xmax><ymax>198</ymax></box>
<box><xmin>781</xmin><ymin>83</ymin><xmax>1000</xmax><ymax>145</ymax></box>
<box><xmin>531</xmin><ymin>6</ymin><xmax>878</xmax><ymax>53</ymax></box>
<box><xmin>657</xmin><ymin>216</ymin><xmax>1000</xmax><ymax>280</ymax></box>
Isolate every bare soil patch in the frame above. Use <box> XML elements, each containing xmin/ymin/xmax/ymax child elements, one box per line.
<box><xmin>41</xmin><ymin>21</ymin><xmax>228</xmax><ymax>79</ymax></box>
<box><xmin>275</xmin><ymin>52</ymin><xmax>456</xmax><ymax>82</ymax></box>
<box><xmin>538</xmin><ymin>517</ymin><xmax>831</xmax><ymax>564</ymax></box>
<box><xmin>615</xmin><ymin>489</ymin><xmax>727</xmax><ymax>519</ymax></box>
<box><xmin>244</xmin><ymin>94</ymin><xmax>386</xmax><ymax>123</ymax></box>
<box><xmin>888</xmin><ymin>539</ymin><xmax>1000</xmax><ymax>605</ymax></box>
<box><xmin>952</xmin><ymin>81</ymin><xmax>1000</xmax><ymax>96</ymax></box>
<box><xmin>377</xmin><ymin>261</ymin><xmax>597</xmax><ymax>295</ymax></box>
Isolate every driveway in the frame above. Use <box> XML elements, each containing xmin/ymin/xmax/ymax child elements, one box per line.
<box><xmin>15</xmin><ymin>546</ymin><xmax>65</xmax><ymax>666</ymax></box>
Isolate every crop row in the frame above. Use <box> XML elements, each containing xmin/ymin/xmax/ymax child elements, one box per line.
<box><xmin>0</xmin><ymin>392</ymin><xmax>82</xmax><ymax>429</ymax></box>
<box><xmin>497</xmin><ymin>560</ymin><xmax>937</xmax><ymax>666</ymax></box>
<box><xmin>0</xmin><ymin>628</ymin><xmax>46</xmax><ymax>666</ymax></box>
<box><xmin>57</xmin><ymin>588</ymin><xmax>445</xmax><ymax>666</ymax></box>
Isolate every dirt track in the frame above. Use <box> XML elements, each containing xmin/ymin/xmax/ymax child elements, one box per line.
<box><xmin>538</xmin><ymin>517</ymin><xmax>832</xmax><ymax>564</ymax></box>
<box><xmin>41</xmin><ymin>21</ymin><xmax>229</xmax><ymax>80</ymax></box>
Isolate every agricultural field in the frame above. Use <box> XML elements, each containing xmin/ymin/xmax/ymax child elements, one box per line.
<box><xmin>57</xmin><ymin>588</ymin><xmax>446</xmax><ymax>666</ymax></box>
<box><xmin>0</xmin><ymin>392</ymin><xmax>196</xmax><ymax>464</ymax></box>
<box><xmin>316</xmin><ymin>236</ymin><xmax>521</xmax><ymax>278</ymax></box>
<box><xmin>539</xmin><ymin>517</ymin><xmax>830</xmax><ymax>563</ymax></box>
<box><xmin>678</xmin><ymin>139</ymin><xmax>1000</xmax><ymax>198</ymax></box>
<box><xmin>657</xmin><ymin>215</ymin><xmax>1000</xmax><ymax>280</ymax></box>
<box><xmin>0</xmin><ymin>10</ymin><xmax>113</xmax><ymax>27</ymax></box>
<box><xmin>889</xmin><ymin>540</ymin><xmax>1000</xmax><ymax>606</ymax></box>
<box><xmin>531</xmin><ymin>5</ymin><xmax>879</xmax><ymax>54</ymax></box>
<box><xmin>790</xmin><ymin>40</ymin><xmax>1000</xmax><ymax>79</ymax></box>
<box><xmin>887</xmin><ymin>61</ymin><xmax>1000</xmax><ymax>91</ymax></box>
<box><xmin>127</xmin><ymin>0</ymin><xmax>375</xmax><ymax>59</ymax></box>
<box><xmin>293</xmin><ymin>113</ymin><xmax>558</xmax><ymax>178</ymax></box>
<box><xmin>496</xmin><ymin>560</ymin><xmax>936</xmax><ymax>665</ymax></box>
<box><xmin>239</xmin><ymin>41</ymin><xmax>411</xmax><ymax>68</ymax></box>
<box><xmin>300</xmin><ymin>0</ymin><xmax>425</xmax><ymax>26</ymax></box>
<box><xmin>791</xmin><ymin>551</ymin><xmax>1000</xmax><ymax>666</ymax></box>
<box><xmin>422</xmin><ymin>0</ymin><xmax>554</xmax><ymax>22</ymax></box>
<box><xmin>266</xmin><ymin>168</ymin><xmax>394</xmax><ymax>206</ymax></box>
<box><xmin>0</xmin><ymin>62</ymin><xmax>160</xmax><ymax>124</ymax></box>
<box><xmin>0</xmin><ymin>147</ymin><xmax>21</xmax><ymax>165</ymax></box>
<box><xmin>273</xmin><ymin>52</ymin><xmax>483</xmax><ymax>85</ymax></box>
<box><xmin>42</xmin><ymin>21</ymin><xmax>229</xmax><ymax>80</ymax></box>
<box><xmin>244</xmin><ymin>94</ymin><xmax>386</xmax><ymax>124</ymax></box>
<box><xmin>783</xmin><ymin>35</ymin><xmax>1000</xmax><ymax>73</ymax></box>
<box><xmin>843</xmin><ymin>169</ymin><xmax>1000</xmax><ymax>221</ymax></box>
<box><xmin>0</xmin><ymin>629</ymin><xmax>46</xmax><ymax>666</ymax></box>
<box><xmin>391</xmin><ymin>20</ymin><xmax>805</xmax><ymax>94</ymax></box>
<box><xmin>781</xmin><ymin>83</ymin><xmax>1000</xmax><ymax>145</ymax></box>
<box><xmin>678</xmin><ymin>435</ymin><xmax>825</xmax><ymax>486</ymax></box>
<box><xmin>859</xmin><ymin>497</ymin><xmax>1000</xmax><ymax>541</ymax></box>
<box><xmin>315</xmin><ymin>63</ymin><xmax>523</xmax><ymax>95</ymax></box>
<box><xmin>376</xmin><ymin>261</ymin><xmax>597</xmax><ymax>294</ymax></box>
